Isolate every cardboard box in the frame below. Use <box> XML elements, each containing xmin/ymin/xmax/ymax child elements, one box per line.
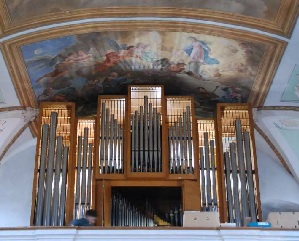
<box><xmin>183</xmin><ymin>211</ymin><xmax>220</xmax><ymax>228</ymax></box>
<box><xmin>267</xmin><ymin>212</ymin><xmax>299</xmax><ymax>229</ymax></box>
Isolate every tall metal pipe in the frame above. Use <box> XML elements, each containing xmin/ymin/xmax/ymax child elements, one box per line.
<box><xmin>135</xmin><ymin>110</ymin><xmax>139</xmax><ymax>172</ymax></box>
<box><xmin>35</xmin><ymin>124</ymin><xmax>49</xmax><ymax>226</ymax></box>
<box><xmin>224</xmin><ymin>152</ymin><xmax>234</xmax><ymax>223</ymax></box>
<box><xmin>204</xmin><ymin>132</ymin><xmax>212</xmax><ymax>209</ymax></box>
<box><xmin>120</xmin><ymin>128</ymin><xmax>124</xmax><ymax>173</ymax></box>
<box><xmin>182</xmin><ymin>112</ymin><xmax>188</xmax><ymax>173</ymax></box>
<box><xmin>174</xmin><ymin>123</ymin><xmax>178</xmax><ymax>174</ymax></box>
<box><xmin>178</xmin><ymin>117</ymin><xmax>183</xmax><ymax>174</ymax></box>
<box><xmin>244</xmin><ymin>131</ymin><xmax>257</xmax><ymax>222</ymax></box>
<box><xmin>51</xmin><ymin>136</ymin><xmax>63</xmax><ymax>226</ymax></box>
<box><xmin>169</xmin><ymin>126</ymin><xmax>174</xmax><ymax>173</ymax></box>
<box><xmin>110</xmin><ymin>115</ymin><xmax>115</xmax><ymax>173</ymax></box>
<box><xmin>210</xmin><ymin>139</ymin><xmax>217</xmax><ymax>210</ymax></box>
<box><xmin>86</xmin><ymin>143</ymin><xmax>93</xmax><ymax>207</ymax></box>
<box><xmin>153</xmin><ymin>108</ymin><xmax>158</xmax><ymax>172</ymax></box>
<box><xmin>144</xmin><ymin>96</ymin><xmax>149</xmax><ymax>172</ymax></box>
<box><xmin>148</xmin><ymin>103</ymin><xmax>153</xmax><ymax>172</ymax></box>
<box><xmin>235</xmin><ymin>119</ymin><xmax>249</xmax><ymax>224</ymax></box>
<box><xmin>157</xmin><ymin>113</ymin><xmax>162</xmax><ymax>172</ymax></box>
<box><xmin>230</xmin><ymin>142</ymin><xmax>241</xmax><ymax>226</ymax></box>
<box><xmin>200</xmin><ymin>147</ymin><xmax>206</xmax><ymax>210</ymax></box>
<box><xmin>116</xmin><ymin>123</ymin><xmax>121</xmax><ymax>173</ymax></box>
<box><xmin>186</xmin><ymin>106</ymin><xmax>193</xmax><ymax>173</ymax></box>
<box><xmin>75</xmin><ymin>136</ymin><xmax>82</xmax><ymax>219</ymax></box>
<box><xmin>104</xmin><ymin>108</ymin><xmax>110</xmax><ymax>173</ymax></box>
<box><xmin>131</xmin><ymin>115</ymin><xmax>135</xmax><ymax>172</ymax></box>
<box><xmin>59</xmin><ymin>146</ymin><xmax>69</xmax><ymax>226</ymax></box>
<box><xmin>140</xmin><ymin>106</ymin><xmax>144</xmax><ymax>172</ymax></box>
<box><xmin>43</xmin><ymin>112</ymin><xmax>58</xmax><ymax>226</ymax></box>
<box><xmin>100</xmin><ymin>102</ymin><xmax>106</xmax><ymax>174</ymax></box>
<box><xmin>81</xmin><ymin>127</ymin><xmax>89</xmax><ymax>205</ymax></box>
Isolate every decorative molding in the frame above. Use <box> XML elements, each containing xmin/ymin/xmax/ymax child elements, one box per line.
<box><xmin>256</xmin><ymin>106</ymin><xmax>299</xmax><ymax>111</ymax></box>
<box><xmin>0</xmin><ymin>106</ymin><xmax>27</xmax><ymax>112</ymax></box>
<box><xmin>0</xmin><ymin>0</ymin><xmax>298</xmax><ymax>37</ymax></box>
<box><xmin>0</xmin><ymin>228</ymin><xmax>299</xmax><ymax>241</ymax></box>
<box><xmin>254</xmin><ymin>123</ymin><xmax>292</xmax><ymax>175</ymax></box>
<box><xmin>0</xmin><ymin>106</ymin><xmax>38</xmax><ymax>122</ymax></box>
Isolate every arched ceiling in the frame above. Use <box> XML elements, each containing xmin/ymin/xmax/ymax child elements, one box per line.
<box><xmin>0</xmin><ymin>0</ymin><xmax>298</xmax><ymax>180</ymax></box>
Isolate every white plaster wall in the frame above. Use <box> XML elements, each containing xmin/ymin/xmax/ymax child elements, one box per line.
<box><xmin>255</xmin><ymin>135</ymin><xmax>299</xmax><ymax>220</ymax></box>
<box><xmin>0</xmin><ymin>50</ymin><xmax>20</xmax><ymax>107</ymax></box>
<box><xmin>0</xmin><ymin>143</ymin><xmax>35</xmax><ymax>227</ymax></box>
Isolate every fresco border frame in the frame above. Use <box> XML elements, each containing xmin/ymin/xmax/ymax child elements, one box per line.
<box><xmin>1</xmin><ymin>21</ymin><xmax>286</xmax><ymax>135</ymax></box>
<box><xmin>0</xmin><ymin>0</ymin><xmax>298</xmax><ymax>37</ymax></box>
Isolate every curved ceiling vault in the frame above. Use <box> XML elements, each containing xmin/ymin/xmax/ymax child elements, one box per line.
<box><xmin>0</xmin><ymin>0</ymin><xmax>298</xmax><ymax>179</ymax></box>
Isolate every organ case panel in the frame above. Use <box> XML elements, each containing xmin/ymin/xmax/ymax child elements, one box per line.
<box><xmin>197</xmin><ymin>119</ymin><xmax>219</xmax><ymax>212</ymax></box>
<box><xmin>127</xmin><ymin>86</ymin><xmax>167</xmax><ymax>178</ymax></box>
<box><xmin>96</xmin><ymin>96</ymin><xmax>126</xmax><ymax>179</ymax></box>
<box><xmin>73</xmin><ymin>118</ymin><xmax>96</xmax><ymax>220</ymax></box>
<box><xmin>167</xmin><ymin>97</ymin><xmax>198</xmax><ymax>180</ymax></box>
<box><xmin>216</xmin><ymin>103</ymin><xmax>261</xmax><ymax>226</ymax></box>
<box><xmin>31</xmin><ymin>102</ymin><xmax>76</xmax><ymax>226</ymax></box>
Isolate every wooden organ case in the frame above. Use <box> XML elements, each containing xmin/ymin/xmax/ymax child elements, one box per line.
<box><xmin>31</xmin><ymin>86</ymin><xmax>261</xmax><ymax>227</ymax></box>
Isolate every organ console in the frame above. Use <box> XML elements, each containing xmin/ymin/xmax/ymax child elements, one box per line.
<box><xmin>31</xmin><ymin>86</ymin><xmax>262</xmax><ymax>228</ymax></box>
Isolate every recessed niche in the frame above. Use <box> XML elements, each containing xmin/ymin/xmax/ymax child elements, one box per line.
<box><xmin>111</xmin><ymin>187</ymin><xmax>182</xmax><ymax>227</ymax></box>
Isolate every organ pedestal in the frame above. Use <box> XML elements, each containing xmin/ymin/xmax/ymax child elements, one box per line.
<box><xmin>31</xmin><ymin>86</ymin><xmax>261</xmax><ymax>227</ymax></box>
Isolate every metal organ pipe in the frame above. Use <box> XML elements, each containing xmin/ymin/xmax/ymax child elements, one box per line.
<box><xmin>99</xmin><ymin>100</ymin><xmax>124</xmax><ymax>174</ymax></box>
<box><xmin>186</xmin><ymin>106</ymin><xmax>192</xmax><ymax>173</ymax></box>
<box><xmin>224</xmin><ymin>152</ymin><xmax>234</xmax><ymax>223</ymax></box>
<box><xmin>51</xmin><ymin>136</ymin><xmax>63</xmax><ymax>226</ymax></box>
<box><xmin>35</xmin><ymin>124</ymin><xmax>49</xmax><ymax>226</ymax></box>
<box><xmin>210</xmin><ymin>140</ymin><xmax>217</xmax><ymax>210</ymax></box>
<box><xmin>200</xmin><ymin>147</ymin><xmax>206</xmax><ymax>210</ymax></box>
<box><xmin>168</xmin><ymin>105</ymin><xmax>193</xmax><ymax>174</ymax></box>
<box><xmin>35</xmin><ymin>110</ymin><xmax>71</xmax><ymax>226</ymax></box>
<box><xmin>229</xmin><ymin>142</ymin><xmax>241</xmax><ymax>227</ymax></box>
<box><xmin>59</xmin><ymin>146</ymin><xmax>69</xmax><ymax>226</ymax></box>
<box><xmin>203</xmin><ymin>132</ymin><xmax>212</xmax><ymax>209</ymax></box>
<box><xmin>43</xmin><ymin>112</ymin><xmax>58</xmax><ymax>226</ymax></box>
<box><xmin>235</xmin><ymin>119</ymin><xmax>249</xmax><ymax>225</ymax></box>
<box><xmin>86</xmin><ymin>143</ymin><xmax>93</xmax><ymax>208</ymax></box>
<box><xmin>244</xmin><ymin>131</ymin><xmax>257</xmax><ymax>222</ymax></box>
<box><xmin>100</xmin><ymin>103</ymin><xmax>105</xmax><ymax>173</ymax></box>
<box><xmin>80</xmin><ymin>127</ymin><xmax>89</xmax><ymax>214</ymax></box>
<box><xmin>130</xmin><ymin>96</ymin><xmax>162</xmax><ymax>173</ymax></box>
<box><xmin>75</xmin><ymin>136</ymin><xmax>82</xmax><ymax>219</ymax></box>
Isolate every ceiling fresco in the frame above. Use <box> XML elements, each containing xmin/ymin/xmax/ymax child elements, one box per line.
<box><xmin>0</xmin><ymin>0</ymin><xmax>297</xmax><ymax>36</ymax></box>
<box><xmin>2</xmin><ymin>22</ymin><xmax>285</xmax><ymax>120</ymax></box>
<box><xmin>0</xmin><ymin>0</ymin><xmax>297</xmax><ymax>174</ymax></box>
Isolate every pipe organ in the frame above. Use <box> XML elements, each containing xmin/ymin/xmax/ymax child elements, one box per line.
<box><xmin>32</xmin><ymin>86</ymin><xmax>261</xmax><ymax>228</ymax></box>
